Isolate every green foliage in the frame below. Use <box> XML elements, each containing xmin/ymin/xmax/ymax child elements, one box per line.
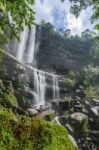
<box><xmin>65</xmin><ymin>71</ymin><xmax>76</xmax><ymax>88</ymax></box>
<box><xmin>0</xmin><ymin>49</ymin><xmax>4</xmax><ymax>68</ymax></box>
<box><xmin>63</xmin><ymin>65</ymin><xmax>99</xmax><ymax>100</ymax></box>
<box><xmin>0</xmin><ymin>108</ymin><xmax>77</xmax><ymax>150</ymax></box>
<box><xmin>0</xmin><ymin>79</ymin><xmax>18</xmax><ymax>108</ymax></box>
<box><xmin>70</xmin><ymin>65</ymin><xmax>99</xmax><ymax>100</ymax></box>
<box><xmin>0</xmin><ymin>0</ymin><xmax>35</xmax><ymax>42</ymax></box>
<box><xmin>3</xmin><ymin>92</ymin><xmax>18</xmax><ymax>107</ymax></box>
<box><xmin>85</xmin><ymin>85</ymin><xmax>98</xmax><ymax>100</ymax></box>
<box><xmin>0</xmin><ymin>49</ymin><xmax>8</xmax><ymax>78</ymax></box>
<box><xmin>44</xmin><ymin>112</ymin><xmax>56</xmax><ymax>121</ymax></box>
<box><xmin>38</xmin><ymin>23</ymin><xmax>98</xmax><ymax>70</ymax></box>
<box><xmin>75</xmin><ymin>65</ymin><xmax>99</xmax><ymax>87</ymax></box>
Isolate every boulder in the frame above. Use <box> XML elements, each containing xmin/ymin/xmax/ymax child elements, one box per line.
<box><xmin>27</xmin><ymin>108</ymin><xmax>38</xmax><ymax>117</ymax></box>
<box><xmin>89</xmin><ymin>106</ymin><xmax>99</xmax><ymax>130</ymax></box>
<box><xmin>70</xmin><ymin>112</ymin><xmax>87</xmax><ymax>125</ymax></box>
<box><xmin>91</xmin><ymin>99</ymin><xmax>99</xmax><ymax>106</ymax></box>
<box><xmin>69</xmin><ymin>112</ymin><xmax>88</xmax><ymax>137</ymax></box>
<box><xmin>91</xmin><ymin>106</ymin><xmax>99</xmax><ymax>117</ymax></box>
<box><xmin>59</xmin><ymin>98</ymin><xmax>73</xmax><ymax>112</ymax></box>
<box><xmin>75</xmin><ymin>89</ymin><xmax>85</xmax><ymax>98</ymax></box>
<box><xmin>59</xmin><ymin>115</ymin><xmax>69</xmax><ymax>126</ymax></box>
<box><xmin>68</xmin><ymin>134</ymin><xmax>78</xmax><ymax>149</ymax></box>
<box><xmin>66</xmin><ymin>124</ymin><xmax>74</xmax><ymax>135</ymax></box>
<box><xmin>35</xmin><ymin>110</ymin><xmax>55</xmax><ymax>120</ymax></box>
<box><xmin>15</xmin><ymin>107</ymin><xmax>27</xmax><ymax>115</ymax></box>
<box><xmin>51</xmin><ymin>100</ymin><xmax>59</xmax><ymax>110</ymax></box>
<box><xmin>39</xmin><ymin>103</ymin><xmax>52</xmax><ymax>111</ymax></box>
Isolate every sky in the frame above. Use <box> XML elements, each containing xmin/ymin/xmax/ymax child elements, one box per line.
<box><xmin>34</xmin><ymin>0</ymin><xmax>93</xmax><ymax>35</ymax></box>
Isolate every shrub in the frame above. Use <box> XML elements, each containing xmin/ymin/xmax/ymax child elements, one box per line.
<box><xmin>0</xmin><ymin>108</ymin><xmax>77</xmax><ymax>150</ymax></box>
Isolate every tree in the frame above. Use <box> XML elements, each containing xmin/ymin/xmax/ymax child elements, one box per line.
<box><xmin>0</xmin><ymin>0</ymin><xmax>35</xmax><ymax>42</ymax></box>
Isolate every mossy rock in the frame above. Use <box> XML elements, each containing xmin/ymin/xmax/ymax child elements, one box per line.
<box><xmin>0</xmin><ymin>108</ymin><xmax>77</xmax><ymax>150</ymax></box>
<box><xmin>44</xmin><ymin>111</ymin><xmax>56</xmax><ymax>121</ymax></box>
<box><xmin>3</xmin><ymin>81</ymin><xmax>14</xmax><ymax>93</ymax></box>
<box><xmin>0</xmin><ymin>80</ymin><xmax>18</xmax><ymax>108</ymax></box>
<box><xmin>3</xmin><ymin>92</ymin><xmax>18</xmax><ymax>107</ymax></box>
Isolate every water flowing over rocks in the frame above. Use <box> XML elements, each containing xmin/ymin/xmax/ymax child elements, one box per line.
<box><xmin>1</xmin><ymin>25</ymin><xmax>99</xmax><ymax>150</ymax></box>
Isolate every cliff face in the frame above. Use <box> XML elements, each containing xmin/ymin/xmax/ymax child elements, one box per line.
<box><xmin>36</xmin><ymin>25</ymin><xmax>79</xmax><ymax>73</ymax></box>
<box><xmin>0</xmin><ymin>23</ymin><xmax>98</xmax><ymax>75</ymax></box>
<box><xmin>1</xmin><ymin>25</ymin><xmax>83</xmax><ymax>74</ymax></box>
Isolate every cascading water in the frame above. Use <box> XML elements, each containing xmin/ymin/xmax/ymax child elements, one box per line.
<box><xmin>27</xmin><ymin>26</ymin><xmax>36</xmax><ymax>64</ymax></box>
<box><xmin>53</xmin><ymin>75</ymin><xmax>60</xmax><ymax>100</ymax></box>
<box><xmin>16</xmin><ymin>26</ymin><xmax>29</xmax><ymax>62</ymax></box>
<box><xmin>33</xmin><ymin>68</ymin><xmax>40</xmax><ymax>105</ymax></box>
<box><xmin>39</xmin><ymin>71</ymin><xmax>46</xmax><ymax>105</ymax></box>
<box><xmin>33</xmin><ymin>68</ymin><xmax>46</xmax><ymax>106</ymax></box>
<box><xmin>15</xmin><ymin>23</ymin><xmax>60</xmax><ymax>107</ymax></box>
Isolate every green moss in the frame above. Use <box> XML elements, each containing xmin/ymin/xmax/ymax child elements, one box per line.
<box><xmin>0</xmin><ymin>80</ymin><xmax>18</xmax><ymax>108</ymax></box>
<box><xmin>0</xmin><ymin>108</ymin><xmax>77</xmax><ymax>150</ymax></box>
<box><xmin>44</xmin><ymin>112</ymin><xmax>56</xmax><ymax>121</ymax></box>
<box><xmin>3</xmin><ymin>92</ymin><xmax>18</xmax><ymax>107</ymax></box>
<box><xmin>85</xmin><ymin>85</ymin><xmax>98</xmax><ymax>100</ymax></box>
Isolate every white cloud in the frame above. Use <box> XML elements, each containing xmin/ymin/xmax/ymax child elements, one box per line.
<box><xmin>67</xmin><ymin>12</ymin><xmax>85</xmax><ymax>35</ymax></box>
<box><xmin>34</xmin><ymin>0</ymin><xmax>53</xmax><ymax>23</ymax></box>
<box><xmin>34</xmin><ymin>0</ymin><xmax>92</xmax><ymax>35</ymax></box>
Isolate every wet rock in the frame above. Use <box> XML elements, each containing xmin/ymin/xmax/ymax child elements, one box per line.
<box><xmin>91</xmin><ymin>106</ymin><xmax>99</xmax><ymax>117</ymax></box>
<box><xmin>59</xmin><ymin>115</ymin><xmax>69</xmax><ymax>126</ymax></box>
<box><xmin>66</xmin><ymin>124</ymin><xmax>74</xmax><ymax>135</ymax></box>
<box><xmin>90</xmin><ymin>131</ymin><xmax>99</xmax><ymax>145</ymax></box>
<box><xmin>27</xmin><ymin>108</ymin><xmax>38</xmax><ymax>116</ymax></box>
<box><xmin>35</xmin><ymin>110</ymin><xmax>55</xmax><ymax>119</ymax></box>
<box><xmin>68</xmin><ymin>134</ymin><xmax>78</xmax><ymax>149</ymax></box>
<box><xmin>50</xmin><ymin>100</ymin><xmax>59</xmax><ymax>110</ymax></box>
<box><xmin>52</xmin><ymin>116</ymin><xmax>61</xmax><ymax>124</ymax></box>
<box><xmin>74</xmin><ymin>104</ymin><xmax>82</xmax><ymax>111</ymax></box>
<box><xmin>13</xmin><ymin>106</ymin><xmax>27</xmax><ymax>115</ymax></box>
<box><xmin>16</xmin><ymin>64</ymin><xmax>26</xmax><ymax>73</ymax></box>
<box><xmin>59</xmin><ymin>98</ymin><xmax>73</xmax><ymax>112</ymax></box>
<box><xmin>40</xmin><ymin>103</ymin><xmax>52</xmax><ymax>111</ymax></box>
<box><xmin>70</xmin><ymin>112</ymin><xmax>87</xmax><ymax>124</ymax></box>
<box><xmin>75</xmin><ymin>89</ymin><xmax>85</xmax><ymax>99</ymax></box>
<box><xmin>69</xmin><ymin>112</ymin><xmax>88</xmax><ymax>136</ymax></box>
<box><xmin>92</xmin><ymin>99</ymin><xmax>99</xmax><ymax>106</ymax></box>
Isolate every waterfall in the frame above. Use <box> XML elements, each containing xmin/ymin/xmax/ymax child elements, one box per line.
<box><xmin>16</xmin><ymin>26</ymin><xmax>29</xmax><ymax>62</ymax></box>
<box><xmin>16</xmin><ymin>25</ymin><xmax>36</xmax><ymax>64</ymax></box>
<box><xmin>33</xmin><ymin>69</ymin><xmax>46</xmax><ymax>106</ymax></box>
<box><xmin>27</xmin><ymin>26</ymin><xmax>36</xmax><ymax>64</ymax></box>
<box><xmin>53</xmin><ymin>75</ymin><xmax>60</xmax><ymax>100</ymax></box>
<box><xmin>33</xmin><ymin>68</ymin><xmax>40</xmax><ymax>105</ymax></box>
<box><xmin>39</xmin><ymin>71</ymin><xmax>46</xmax><ymax>105</ymax></box>
<box><xmin>15</xmin><ymin>23</ymin><xmax>60</xmax><ymax>106</ymax></box>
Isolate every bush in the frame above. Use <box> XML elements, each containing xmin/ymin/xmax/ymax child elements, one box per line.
<box><xmin>0</xmin><ymin>108</ymin><xmax>77</xmax><ymax>150</ymax></box>
<box><xmin>0</xmin><ymin>80</ymin><xmax>18</xmax><ymax>108</ymax></box>
<box><xmin>85</xmin><ymin>86</ymin><xmax>98</xmax><ymax>100</ymax></box>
